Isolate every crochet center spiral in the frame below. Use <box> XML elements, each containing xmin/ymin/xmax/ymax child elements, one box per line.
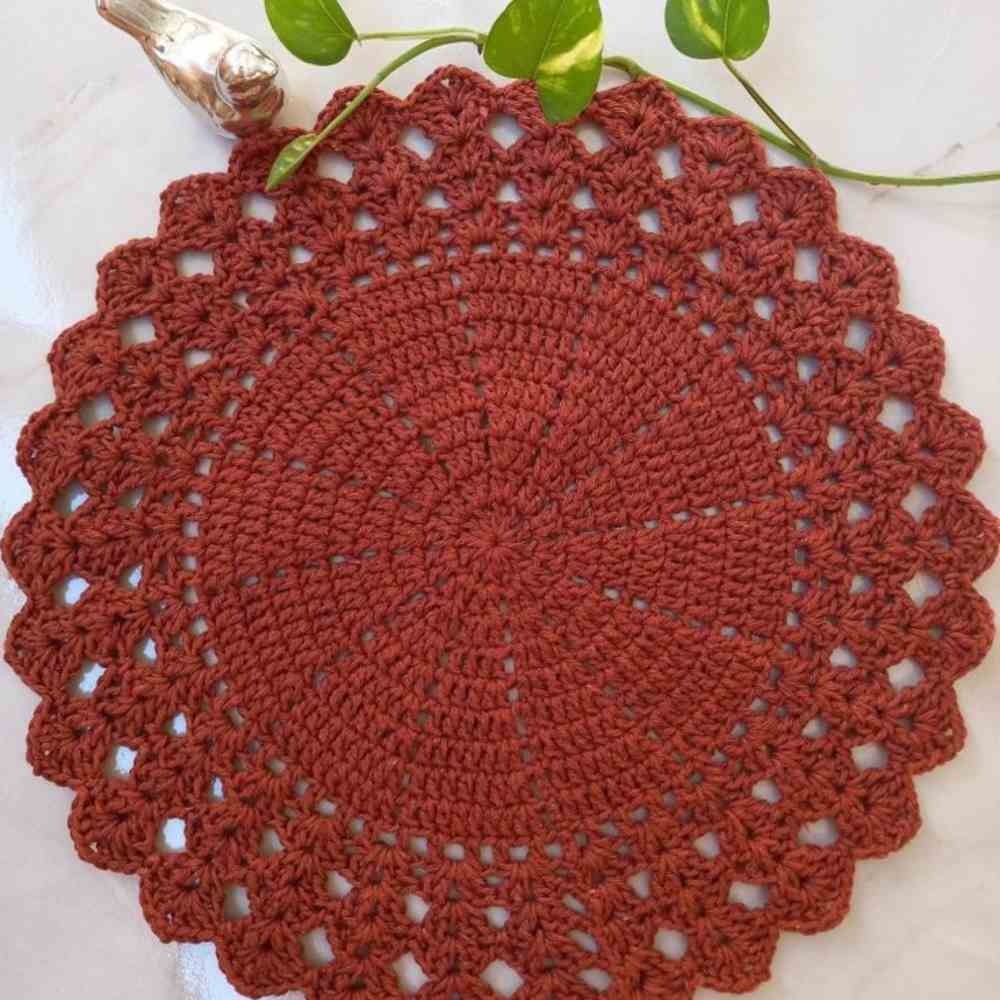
<box><xmin>3</xmin><ymin>68</ymin><xmax>998</xmax><ymax>1000</ymax></box>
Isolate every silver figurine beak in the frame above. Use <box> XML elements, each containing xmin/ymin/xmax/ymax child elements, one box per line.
<box><xmin>96</xmin><ymin>0</ymin><xmax>287</xmax><ymax>138</ymax></box>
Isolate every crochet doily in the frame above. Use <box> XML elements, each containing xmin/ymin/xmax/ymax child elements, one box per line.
<box><xmin>4</xmin><ymin>67</ymin><xmax>998</xmax><ymax>1000</ymax></box>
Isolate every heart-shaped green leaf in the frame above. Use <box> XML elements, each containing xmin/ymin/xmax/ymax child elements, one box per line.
<box><xmin>265</xmin><ymin>0</ymin><xmax>358</xmax><ymax>66</ymax></box>
<box><xmin>484</xmin><ymin>0</ymin><xmax>604</xmax><ymax>123</ymax></box>
<box><xmin>665</xmin><ymin>0</ymin><xmax>769</xmax><ymax>61</ymax></box>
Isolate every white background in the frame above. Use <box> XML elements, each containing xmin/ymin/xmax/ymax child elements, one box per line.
<box><xmin>1</xmin><ymin>2</ymin><xmax>999</xmax><ymax>998</ymax></box>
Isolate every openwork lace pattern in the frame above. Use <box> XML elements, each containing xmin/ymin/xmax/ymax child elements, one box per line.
<box><xmin>3</xmin><ymin>68</ymin><xmax>998</xmax><ymax>1000</ymax></box>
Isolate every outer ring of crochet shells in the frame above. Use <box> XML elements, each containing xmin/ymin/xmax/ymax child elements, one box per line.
<box><xmin>3</xmin><ymin>67</ymin><xmax>997</xmax><ymax>1000</ymax></box>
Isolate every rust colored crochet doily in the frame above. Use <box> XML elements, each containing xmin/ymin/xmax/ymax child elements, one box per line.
<box><xmin>4</xmin><ymin>67</ymin><xmax>999</xmax><ymax>1000</ymax></box>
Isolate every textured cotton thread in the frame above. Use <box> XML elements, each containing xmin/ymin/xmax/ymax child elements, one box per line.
<box><xmin>3</xmin><ymin>67</ymin><xmax>998</xmax><ymax>1000</ymax></box>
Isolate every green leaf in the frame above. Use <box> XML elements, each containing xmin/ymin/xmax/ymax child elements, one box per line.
<box><xmin>664</xmin><ymin>0</ymin><xmax>769</xmax><ymax>61</ymax></box>
<box><xmin>265</xmin><ymin>0</ymin><xmax>358</xmax><ymax>66</ymax></box>
<box><xmin>484</xmin><ymin>0</ymin><xmax>604</xmax><ymax>123</ymax></box>
<box><xmin>267</xmin><ymin>132</ymin><xmax>323</xmax><ymax>191</ymax></box>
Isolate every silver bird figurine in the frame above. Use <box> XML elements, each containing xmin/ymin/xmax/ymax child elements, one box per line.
<box><xmin>96</xmin><ymin>0</ymin><xmax>287</xmax><ymax>137</ymax></box>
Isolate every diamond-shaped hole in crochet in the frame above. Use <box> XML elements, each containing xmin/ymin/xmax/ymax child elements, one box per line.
<box><xmin>396</xmin><ymin>953</ymin><xmax>431</xmax><ymax>993</ymax></box>
<box><xmin>316</xmin><ymin>151</ymin><xmax>355</xmax><ymax>183</ymax></box>
<box><xmin>242</xmin><ymin>192</ymin><xmax>276</xmax><ymax>221</ymax></box>
<box><xmin>2</xmin><ymin>67</ymin><xmax>997</xmax><ymax>1000</ymax></box>
<box><xmin>119</xmin><ymin>315</ymin><xmax>156</xmax><ymax>347</ymax></box>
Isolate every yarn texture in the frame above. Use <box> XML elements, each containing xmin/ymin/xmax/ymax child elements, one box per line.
<box><xmin>4</xmin><ymin>67</ymin><xmax>999</xmax><ymax>999</ymax></box>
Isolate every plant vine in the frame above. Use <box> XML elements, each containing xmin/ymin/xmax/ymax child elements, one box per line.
<box><xmin>262</xmin><ymin>0</ymin><xmax>1000</xmax><ymax>192</ymax></box>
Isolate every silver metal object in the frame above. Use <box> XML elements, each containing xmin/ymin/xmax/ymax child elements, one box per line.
<box><xmin>96</xmin><ymin>0</ymin><xmax>287</xmax><ymax>137</ymax></box>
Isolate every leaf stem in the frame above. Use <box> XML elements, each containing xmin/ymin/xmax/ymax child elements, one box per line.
<box><xmin>722</xmin><ymin>57</ymin><xmax>816</xmax><ymax>164</ymax></box>
<box><xmin>267</xmin><ymin>33</ymin><xmax>482</xmax><ymax>191</ymax></box>
<box><xmin>603</xmin><ymin>55</ymin><xmax>1000</xmax><ymax>187</ymax></box>
<box><xmin>359</xmin><ymin>29</ymin><xmax>484</xmax><ymax>45</ymax></box>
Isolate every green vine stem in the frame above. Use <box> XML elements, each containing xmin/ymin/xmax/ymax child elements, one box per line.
<box><xmin>266</xmin><ymin>21</ymin><xmax>1000</xmax><ymax>191</ymax></box>
<box><xmin>358</xmin><ymin>29</ymin><xmax>484</xmax><ymax>43</ymax></box>
<box><xmin>267</xmin><ymin>32</ymin><xmax>484</xmax><ymax>190</ymax></box>
<box><xmin>604</xmin><ymin>54</ymin><xmax>1000</xmax><ymax>187</ymax></box>
<box><xmin>721</xmin><ymin>56</ymin><xmax>816</xmax><ymax>164</ymax></box>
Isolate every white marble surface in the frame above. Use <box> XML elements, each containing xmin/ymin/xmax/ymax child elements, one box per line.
<box><xmin>2</xmin><ymin>2</ymin><xmax>1000</xmax><ymax>998</ymax></box>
